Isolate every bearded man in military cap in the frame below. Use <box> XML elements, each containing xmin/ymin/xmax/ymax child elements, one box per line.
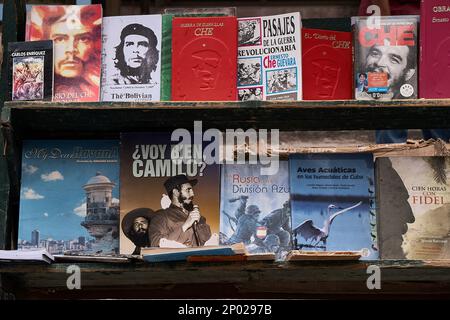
<box><xmin>113</xmin><ymin>23</ymin><xmax>159</xmax><ymax>85</ymax></box>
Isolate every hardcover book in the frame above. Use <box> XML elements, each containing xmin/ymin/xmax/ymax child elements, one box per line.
<box><xmin>219</xmin><ymin>162</ymin><xmax>291</xmax><ymax>260</ymax></box>
<box><xmin>237</xmin><ymin>12</ymin><xmax>302</xmax><ymax>101</ymax></box>
<box><xmin>18</xmin><ymin>140</ymin><xmax>120</xmax><ymax>255</ymax></box>
<box><xmin>161</xmin><ymin>8</ymin><xmax>236</xmax><ymax>101</ymax></box>
<box><xmin>120</xmin><ymin>132</ymin><xmax>220</xmax><ymax>255</ymax></box>
<box><xmin>302</xmin><ymin>28</ymin><xmax>352</xmax><ymax>100</ymax></box>
<box><xmin>419</xmin><ymin>0</ymin><xmax>450</xmax><ymax>98</ymax></box>
<box><xmin>289</xmin><ymin>153</ymin><xmax>378</xmax><ymax>259</ymax></box>
<box><xmin>101</xmin><ymin>15</ymin><xmax>162</xmax><ymax>102</ymax></box>
<box><xmin>376</xmin><ymin>157</ymin><xmax>450</xmax><ymax>260</ymax></box>
<box><xmin>353</xmin><ymin>15</ymin><xmax>419</xmax><ymax>100</ymax></box>
<box><xmin>8</xmin><ymin>40</ymin><xmax>53</xmax><ymax>101</ymax></box>
<box><xmin>25</xmin><ymin>4</ymin><xmax>102</xmax><ymax>102</ymax></box>
<box><xmin>171</xmin><ymin>16</ymin><xmax>237</xmax><ymax>101</ymax></box>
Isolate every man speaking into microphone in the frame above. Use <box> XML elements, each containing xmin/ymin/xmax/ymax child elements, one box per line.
<box><xmin>149</xmin><ymin>174</ymin><xmax>212</xmax><ymax>247</ymax></box>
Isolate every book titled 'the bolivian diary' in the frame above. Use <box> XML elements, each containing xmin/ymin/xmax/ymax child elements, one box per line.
<box><xmin>120</xmin><ymin>133</ymin><xmax>220</xmax><ymax>255</ymax></box>
<box><xmin>376</xmin><ymin>157</ymin><xmax>450</xmax><ymax>260</ymax></box>
<box><xmin>289</xmin><ymin>153</ymin><xmax>378</xmax><ymax>259</ymax></box>
<box><xmin>18</xmin><ymin>140</ymin><xmax>120</xmax><ymax>255</ymax></box>
<box><xmin>26</xmin><ymin>4</ymin><xmax>102</xmax><ymax>102</ymax></box>
<box><xmin>171</xmin><ymin>16</ymin><xmax>237</xmax><ymax>101</ymax></box>
<box><xmin>353</xmin><ymin>15</ymin><xmax>419</xmax><ymax>100</ymax></box>
<box><xmin>219</xmin><ymin>162</ymin><xmax>291</xmax><ymax>260</ymax></box>
<box><xmin>237</xmin><ymin>12</ymin><xmax>302</xmax><ymax>101</ymax></box>
<box><xmin>302</xmin><ymin>28</ymin><xmax>352</xmax><ymax>100</ymax></box>
<box><xmin>8</xmin><ymin>40</ymin><xmax>53</xmax><ymax>101</ymax></box>
<box><xmin>419</xmin><ymin>0</ymin><xmax>450</xmax><ymax>99</ymax></box>
<box><xmin>101</xmin><ymin>15</ymin><xmax>162</xmax><ymax>102</ymax></box>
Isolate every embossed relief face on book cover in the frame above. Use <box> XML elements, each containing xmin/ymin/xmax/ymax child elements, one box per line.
<box><xmin>120</xmin><ymin>133</ymin><xmax>220</xmax><ymax>255</ymax></box>
<box><xmin>377</xmin><ymin>157</ymin><xmax>450</xmax><ymax>260</ymax></box>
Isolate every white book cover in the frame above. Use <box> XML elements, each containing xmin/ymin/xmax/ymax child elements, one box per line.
<box><xmin>237</xmin><ymin>12</ymin><xmax>302</xmax><ymax>101</ymax></box>
<box><xmin>101</xmin><ymin>15</ymin><xmax>162</xmax><ymax>102</ymax></box>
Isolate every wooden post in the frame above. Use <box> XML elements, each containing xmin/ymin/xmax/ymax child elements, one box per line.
<box><xmin>0</xmin><ymin>0</ymin><xmax>25</xmax><ymax>250</ymax></box>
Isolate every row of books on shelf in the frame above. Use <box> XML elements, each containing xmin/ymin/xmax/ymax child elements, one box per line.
<box><xmin>15</xmin><ymin>134</ymin><xmax>450</xmax><ymax>263</ymax></box>
<box><xmin>6</xmin><ymin>2</ymin><xmax>450</xmax><ymax>103</ymax></box>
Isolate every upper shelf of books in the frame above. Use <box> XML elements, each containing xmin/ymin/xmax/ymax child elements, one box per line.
<box><xmin>5</xmin><ymin>3</ymin><xmax>450</xmax><ymax>104</ymax></box>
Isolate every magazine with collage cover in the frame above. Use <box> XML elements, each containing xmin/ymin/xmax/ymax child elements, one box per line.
<box><xmin>237</xmin><ymin>12</ymin><xmax>302</xmax><ymax>101</ymax></box>
<box><xmin>8</xmin><ymin>40</ymin><xmax>53</xmax><ymax>101</ymax></box>
<box><xmin>101</xmin><ymin>15</ymin><xmax>162</xmax><ymax>102</ymax></box>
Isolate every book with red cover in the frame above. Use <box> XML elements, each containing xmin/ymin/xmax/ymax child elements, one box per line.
<box><xmin>171</xmin><ymin>16</ymin><xmax>237</xmax><ymax>101</ymax></box>
<box><xmin>302</xmin><ymin>28</ymin><xmax>352</xmax><ymax>100</ymax></box>
<box><xmin>419</xmin><ymin>1</ymin><xmax>450</xmax><ymax>99</ymax></box>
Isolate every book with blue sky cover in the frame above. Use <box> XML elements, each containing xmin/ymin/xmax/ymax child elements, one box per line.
<box><xmin>18</xmin><ymin>140</ymin><xmax>120</xmax><ymax>255</ymax></box>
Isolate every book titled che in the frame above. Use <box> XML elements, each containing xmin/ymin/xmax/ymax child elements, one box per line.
<box><xmin>171</xmin><ymin>16</ymin><xmax>238</xmax><ymax>101</ymax></box>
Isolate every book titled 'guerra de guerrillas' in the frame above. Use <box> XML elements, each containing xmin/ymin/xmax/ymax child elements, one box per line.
<box><xmin>289</xmin><ymin>153</ymin><xmax>378</xmax><ymax>260</ymax></box>
<box><xmin>302</xmin><ymin>28</ymin><xmax>352</xmax><ymax>100</ymax></box>
<box><xmin>353</xmin><ymin>15</ymin><xmax>419</xmax><ymax>100</ymax></box>
<box><xmin>101</xmin><ymin>15</ymin><xmax>162</xmax><ymax>102</ymax></box>
<box><xmin>18</xmin><ymin>140</ymin><xmax>120</xmax><ymax>255</ymax></box>
<box><xmin>376</xmin><ymin>157</ymin><xmax>450</xmax><ymax>260</ymax></box>
<box><xmin>171</xmin><ymin>16</ymin><xmax>237</xmax><ymax>101</ymax></box>
<box><xmin>219</xmin><ymin>162</ymin><xmax>291</xmax><ymax>260</ymax></box>
<box><xmin>419</xmin><ymin>0</ymin><xmax>450</xmax><ymax>98</ymax></box>
<box><xmin>8</xmin><ymin>40</ymin><xmax>53</xmax><ymax>101</ymax></box>
<box><xmin>237</xmin><ymin>12</ymin><xmax>302</xmax><ymax>101</ymax></box>
<box><xmin>25</xmin><ymin>4</ymin><xmax>102</xmax><ymax>102</ymax></box>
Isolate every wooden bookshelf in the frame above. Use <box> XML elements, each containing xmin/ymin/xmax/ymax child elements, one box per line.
<box><xmin>1</xmin><ymin>259</ymin><xmax>450</xmax><ymax>299</ymax></box>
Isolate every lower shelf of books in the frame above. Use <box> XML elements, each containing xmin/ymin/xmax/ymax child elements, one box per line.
<box><xmin>1</xmin><ymin>260</ymin><xmax>450</xmax><ymax>299</ymax></box>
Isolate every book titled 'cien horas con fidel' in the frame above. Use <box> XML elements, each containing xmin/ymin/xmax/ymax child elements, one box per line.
<box><xmin>376</xmin><ymin>157</ymin><xmax>450</xmax><ymax>260</ymax></box>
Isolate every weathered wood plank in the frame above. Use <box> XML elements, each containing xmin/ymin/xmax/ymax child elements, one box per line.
<box><xmin>2</xmin><ymin>260</ymin><xmax>450</xmax><ymax>298</ymax></box>
<box><xmin>3</xmin><ymin>100</ymin><xmax>450</xmax><ymax>138</ymax></box>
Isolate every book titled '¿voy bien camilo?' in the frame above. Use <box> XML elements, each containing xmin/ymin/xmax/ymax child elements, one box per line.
<box><xmin>120</xmin><ymin>132</ymin><xmax>220</xmax><ymax>255</ymax></box>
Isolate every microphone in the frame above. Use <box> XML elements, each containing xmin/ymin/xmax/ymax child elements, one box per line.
<box><xmin>192</xmin><ymin>205</ymin><xmax>200</xmax><ymax>246</ymax></box>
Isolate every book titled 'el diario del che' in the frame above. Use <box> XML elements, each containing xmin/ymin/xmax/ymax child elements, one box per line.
<box><xmin>302</xmin><ymin>28</ymin><xmax>352</xmax><ymax>100</ymax></box>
